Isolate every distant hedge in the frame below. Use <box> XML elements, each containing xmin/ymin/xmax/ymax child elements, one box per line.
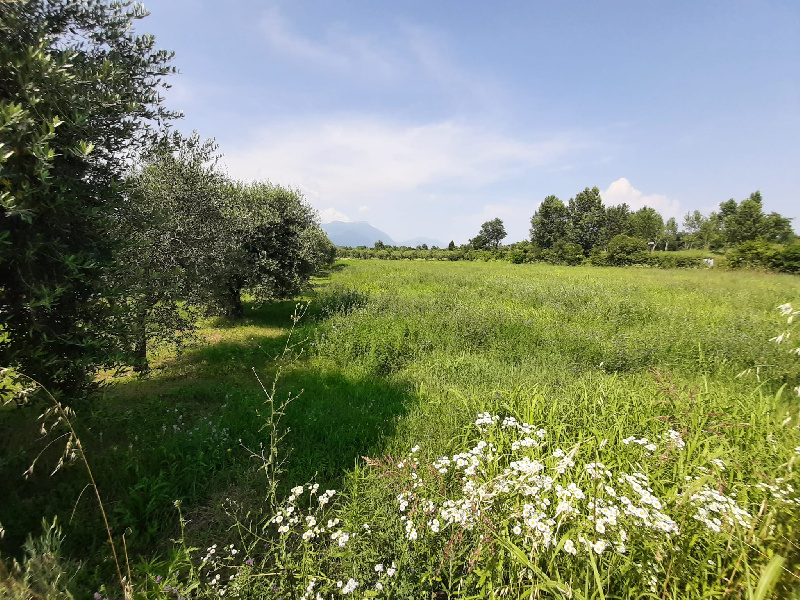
<box><xmin>334</xmin><ymin>242</ymin><xmax>799</xmax><ymax>274</ymax></box>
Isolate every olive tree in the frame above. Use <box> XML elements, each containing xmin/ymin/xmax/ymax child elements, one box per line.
<box><xmin>0</xmin><ymin>0</ymin><xmax>177</xmax><ymax>392</ymax></box>
<box><xmin>116</xmin><ymin>132</ymin><xmax>230</xmax><ymax>371</ymax></box>
<box><xmin>218</xmin><ymin>182</ymin><xmax>334</xmax><ymax>318</ymax></box>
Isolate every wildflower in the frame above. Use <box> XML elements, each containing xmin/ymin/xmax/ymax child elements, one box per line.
<box><xmin>387</xmin><ymin>563</ymin><xmax>397</xmax><ymax>577</ymax></box>
<box><xmin>595</xmin><ymin>521</ymin><xmax>606</xmax><ymax>534</ymax></box>
<box><xmin>291</xmin><ymin>485</ymin><xmax>304</xmax><ymax>495</ymax></box>
<box><xmin>341</xmin><ymin>579</ymin><xmax>358</xmax><ymax>595</ymax></box>
<box><xmin>563</xmin><ymin>539</ymin><xmax>577</xmax><ymax>555</ymax></box>
<box><xmin>376</xmin><ymin>582</ymin><xmax>384</xmax><ymax>591</ymax></box>
<box><xmin>374</xmin><ymin>564</ymin><xmax>384</xmax><ymax>572</ymax></box>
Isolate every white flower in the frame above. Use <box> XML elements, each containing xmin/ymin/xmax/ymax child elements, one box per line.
<box><xmin>563</xmin><ymin>539</ymin><xmax>577</xmax><ymax>555</ymax></box>
<box><xmin>374</xmin><ymin>564</ymin><xmax>383</xmax><ymax>572</ymax></box>
<box><xmin>291</xmin><ymin>485</ymin><xmax>304</xmax><ymax>495</ymax></box>
<box><xmin>595</xmin><ymin>521</ymin><xmax>606</xmax><ymax>534</ymax></box>
<box><xmin>341</xmin><ymin>579</ymin><xmax>358</xmax><ymax>595</ymax></box>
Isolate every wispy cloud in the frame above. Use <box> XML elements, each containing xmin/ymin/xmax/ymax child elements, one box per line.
<box><xmin>221</xmin><ymin>116</ymin><xmax>583</xmax><ymax>213</ymax></box>
<box><xmin>258</xmin><ymin>6</ymin><xmax>407</xmax><ymax>82</ymax></box>
<box><xmin>601</xmin><ymin>178</ymin><xmax>681</xmax><ymax>219</ymax></box>
<box><xmin>256</xmin><ymin>5</ymin><xmax>502</xmax><ymax>110</ymax></box>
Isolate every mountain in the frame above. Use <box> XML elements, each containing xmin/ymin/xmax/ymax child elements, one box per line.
<box><xmin>321</xmin><ymin>221</ymin><xmax>395</xmax><ymax>247</ymax></box>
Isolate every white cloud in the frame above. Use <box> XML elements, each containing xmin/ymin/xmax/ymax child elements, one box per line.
<box><xmin>601</xmin><ymin>178</ymin><xmax>681</xmax><ymax>219</ymax></box>
<box><xmin>318</xmin><ymin>207</ymin><xmax>351</xmax><ymax>224</ymax></box>
<box><xmin>222</xmin><ymin>117</ymin><xmax>580</xmax><ymax>211</ymax></box>
<box><xmin>358</xmin><ymin>205</ymin><xmax>370</xmax><ymax>213</ymax></box>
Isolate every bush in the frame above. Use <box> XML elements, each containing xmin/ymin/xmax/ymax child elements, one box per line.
<box><xmin>726</xmin><ymin>240</ymin><xmax>776</xmax><ymax>270</ymax></box>
<box><xmin>607</xmin><ymin>235</ymin><xmax>648</xmax><ymax>266</ymax></box>
<box><xmin>771</xmin><ymin>245</ymin><xmax>800</xmax><ymax>274</ymax></box>
<box><xmin>588</xmin><ymin>247</ymin><xmax>609</xmax><ymax>266</ymax></box>
<box><xmin>674</xmin><ymin>255</ymin><xmax>703</xmax><ymax>269</ymax></box>
<box><xmin>653</xmin><ymin>253</ymin><xmax>677</xmax><ymax>269</ymax></box>
<box><xmin>550</xmin><ymin>241</ymin><xmax>584</xmax><ymax>265</ymax></box>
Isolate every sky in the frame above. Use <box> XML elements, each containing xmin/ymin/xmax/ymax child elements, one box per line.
<box><xmin>139</xmin><ymin>0</ymin><xmax>799</xmax><ymax>244</ymax></box>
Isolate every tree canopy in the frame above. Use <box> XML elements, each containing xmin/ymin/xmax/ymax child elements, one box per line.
<box><xmin>0</xmin><ymin>0</ymin><xmax>177</xmax><ymax>392</ymax></box>
<box><xmin>473</xmin><ymin>218</ymin><xmax>507</xmax><ymax>249</ymax></box>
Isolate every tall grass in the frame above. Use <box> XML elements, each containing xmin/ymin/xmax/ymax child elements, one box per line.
<box><xmin>2</xmin><ymin>260</ymin><xmax>799</xmax><ymax>597</ymax></box>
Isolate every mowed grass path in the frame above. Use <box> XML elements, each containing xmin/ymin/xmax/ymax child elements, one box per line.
<box><xmin>1</xmin><ymin>260</ymin><xmax>798</xmax><ymax>580</ymax></box>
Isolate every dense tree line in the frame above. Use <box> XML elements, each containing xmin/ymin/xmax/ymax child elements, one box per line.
<box><xmin>337</xmin><ymin>188</ymin><xmax>797</xmax><ymax>274</ymax></box>
<box><xmin>530</xmin><ymin>188</ymin><xmax>794</xmax><ymax>253</ymax></box>
<box><xmin>0</xmin><ymin>1</ymin><xmax>334</xmax><ymax>394</ymax></box>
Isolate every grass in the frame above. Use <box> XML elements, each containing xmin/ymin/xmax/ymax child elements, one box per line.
<box><xmin>1</xmin><ymin>260</ymin><xmax>799</xmax><ymax>598</ymax></box>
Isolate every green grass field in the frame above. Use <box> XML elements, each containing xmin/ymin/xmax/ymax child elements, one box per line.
<box><xmin>2</xmin><ymin>260</ymin><xmax>799</xmax><ymax>598</ymax></box>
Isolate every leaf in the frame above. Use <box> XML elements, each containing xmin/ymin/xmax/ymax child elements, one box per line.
<box><xmin>753</xmin><ymin>554</ymin><xmax>785</xmax><ymax>600</ymax></box>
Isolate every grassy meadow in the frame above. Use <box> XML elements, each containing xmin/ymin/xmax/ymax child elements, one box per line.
<box><xmin>2</xmin><ymin>260</ymin><xmax>800</xmax><ymax>598</ymax></box>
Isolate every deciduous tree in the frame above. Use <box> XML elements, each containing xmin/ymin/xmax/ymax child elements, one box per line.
<box><xmin>530</xmin><ymin>196</ymin><xmax>568</xmax><ymax>249</ymax></box>
<box><xmin>567</xmin><ymin>187</ymin><xmax>605</xmax><ymax>254</ymax></box>
<box><xmin>476</xmin><ymin>218</ymin><xmax>507</xmax><ymax>249</ymax></box>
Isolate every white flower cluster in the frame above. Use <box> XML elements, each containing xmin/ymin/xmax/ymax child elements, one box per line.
<box><xmin>659</xmin><ymin>429</ymin><xmax>686</xmax><ymax>450</ymax></box>
<box><xmin>773</xmin><ymin>303</ymin><xmax>800</xmax><ymax>362</ymax></box>
<box><xmin>198</xmin><ymin>542</ymin><xmax>246</xmax><ymax>598</ymax></box>
<box><xmin>384</xmin><ymin>414</ymin><xmax>691</xmax><ymax>561</ymax></box>
<box><xmin>689</xmin><ymin>485</ymin><xmax>752</xmax><ymax>532</ymax></box>
<box><xmin>756</xmin><ymin>479</ymin><xmax>800</xmax><ymax>506</ymax></box>
<box><xmin>272</xmin><ymin>484</ymin><xmax>353</xmax><ymax>546</ymax></box>
<box><xmin>622</xmin><ymin>436</ymin><xmax>658</xmax><ymax>453</ymax></box>
<box><xmin>369</xmin><ymin>561</ymin><xmax>397</xmax><ymax>592</ymax></box>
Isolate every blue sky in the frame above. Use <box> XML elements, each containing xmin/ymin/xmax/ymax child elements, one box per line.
<box><xmin>140</xmin><ymin>0</ymin><xmax>799</xmax><ymax>244</ymax></box>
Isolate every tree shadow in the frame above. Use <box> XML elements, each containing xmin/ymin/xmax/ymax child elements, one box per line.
<box><xmin>0</xmin><ymin>294</ymin><xmax>413</xmax><ymax>563</ymax></box>
<box><xmin>204</xmin><ymin>299</ymin><xmax>302</xmax><ymax>330</ymax></box>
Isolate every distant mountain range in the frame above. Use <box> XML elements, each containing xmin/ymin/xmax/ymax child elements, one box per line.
<box><xmin>321</xmin><ymin>221</ymin><xmax>444</xmax><ymax>248</ymax></box>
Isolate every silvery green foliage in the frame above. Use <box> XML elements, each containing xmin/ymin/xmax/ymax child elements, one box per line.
<box><xmin>0</xmin><ymin>0</ymin><xmax>177</xmax><ymax>391</ymax></box>
<box><xmin>116</xmin><ymin>131</ymin><xmax>229</xmax><ymax>369</ymax></box>
<box><xmin>118</xmin><ymin>131</ymin><xmax>334</xmax><ymax>367</ymax></box>
<box><xmin>217</xmin><ymin>181</ymin><xmax>335</xmax><ymax>318</ymax></box>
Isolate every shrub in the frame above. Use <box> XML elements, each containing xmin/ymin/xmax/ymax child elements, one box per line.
<box><xmin>551</xmin><ymin>241</ymin><xmax>584</xmax><ymax>266</ymax></box>
<box><xmin>588</xmin><ymin>247</ymin><xmax>609</xmax><ymax>266</ymax></box>
<box><xmin>771</xmin><ymin>245</ymin><xmax>800</xmax><ymax>274</ymax></box>
<box><xmin>726</xmin><ymin>239</ymin><xmax>776</xmax><ymax>269</ymax></box>
<box><xmin>607</xmin><ymin>235</ymin><xmax>648</xmax><ymax>266</ymax></box>
<box><xmin>674</xmin><ymin>255</ymin><xmax>703</xmax><ymax>268</ymax></box>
